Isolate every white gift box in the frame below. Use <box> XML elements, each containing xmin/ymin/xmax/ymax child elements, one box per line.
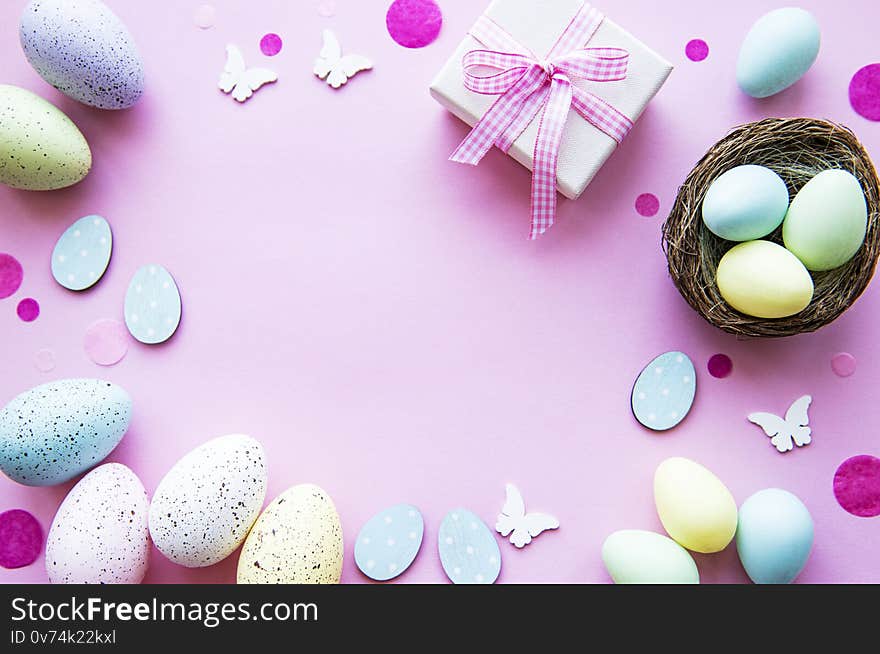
<box><xmin>430</xmin><ymin>0</ymin><xmax>673</xmax><ymax>200</ymax></box>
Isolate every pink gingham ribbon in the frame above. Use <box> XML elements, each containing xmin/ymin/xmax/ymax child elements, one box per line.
<box><xmin>450</xmin><ymin>2</ymin><xmax>633</xmax><ymax>239</ymax></box>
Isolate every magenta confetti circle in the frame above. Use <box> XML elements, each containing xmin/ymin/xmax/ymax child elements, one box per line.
<box><xmin>707</xmin><ymin>354</ymin><xmax>733</xmax><ymax>379</ymax></box>
<box><xmin>0</xmin><ymin>509</ymin><xmax>42</xmax><ymax>569</ymax></box>
<box><xmin>386</xmin><ymin>0</ymin><xmax>443</xmax><ymax>49</ymax></box>
<box><xmin>260</xmin><ymin>33</ymin><xmax>283</xmax><ymax>57</ymax></box>
<box><xmin>635</xmin><ymin>193</ymin><xmax>660</xmax><ymax>217</ymax></box>
<box><xmin>685</xmin><ymin>39</ymin><xmax>709</xmax><ymax>62</ymax></box>
<box><xmin>84</xmin><ymin>319</ymin><xmax>129</xmax><ymax>366</ymax></box>
<box><xmin>0</xmin><ymin>253</ymin><xmax>24</xmax><ymax>299</ymax></box>
<box><xmin>831</xmin><ymin>352</ymin><xmax>857</xmax><ymax>378</ymax></box>
<box><xmin>34</xmin><ymin>348</ymin><xmax>56</xmax><ymax>372</ymax></box>
<box><xmin>850</xmin><ymin>64</ymin><xmax>880</xmax><ymax>121</ymax></box>
<box><xmin>16</xmin><ymin>298</ymin><xmax>39</xmax><ymax>322</ymax></box>
<box><xmin>834</xmin><ymin>455</ymin><xmax>880</xmax><ymax>517</ymax></box>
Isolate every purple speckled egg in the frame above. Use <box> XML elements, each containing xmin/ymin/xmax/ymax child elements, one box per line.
<box><xmin>19</xmin><ymin>0</ymin><xmax>144</xmax><ymax>110</ymax></box>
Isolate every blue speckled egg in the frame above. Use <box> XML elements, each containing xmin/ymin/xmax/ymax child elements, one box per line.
<box><xmin>736</xmin><ymin>488</ymin><xmax>813</xmax><ymax>584</ymax></box>
<box><xmin>20</xmin><ymin>0</ymin><xmax>144</xmax><ymax>110</ymax></box>
<box><xmin>737</xmin><ymin>8</ymin><xmax>820</xmax><ymax>99</ymax></box>
<box><xmin>51</xmin><ymin>215</ymin><xmax>112</xmax><ymax>291</ymax></box>
<box><xmin>702</xmin><ymin>166</ymin><xmax>790</xmax><ymax>241</ymax></box>
<box><xmin>124</xmin><ymin>264</ymin><xmax>182</xmax><ymax>344</ymax></box>
<box><xmin>355</xmin><ymin>504</ymin><xmax>424</xmax><ymax>581</ymax></box>
<box><xmin>0</xmin><ymin>379</ymin><xmax>132</xmax><ymax>486</ymax></box>
<box><xmin>631</xmin><ymin>352</ymin><xmax>696</xmax><ymax>431</ymax></box>
<box><xmin>438</xmin><ymin>508</ymin><xmax>501</xmax><ymax>584</ymax></box>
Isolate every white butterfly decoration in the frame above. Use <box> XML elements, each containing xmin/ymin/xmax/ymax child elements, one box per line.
<box><xmin>495</xmin><ymin>484</ymin><xmax>559</xmax><ymax>549</ymax></box>
<box><xmin>218</xmin><ymin>44</ymin><xmax>277</xmax><ymax>102</ymax></box>
<box><xmin>313</xmin><ymin>29</ymin><xmax>373</xmax><ymax>89</ymax></box>
<box><xmin>748</xmin><ymin>395</ymin><xmax>813</xmax><ymax>453</ymax></box>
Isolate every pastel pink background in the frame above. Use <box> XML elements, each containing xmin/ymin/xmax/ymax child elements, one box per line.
<box><xmin>1</xmin><ymin>0</ymin><xmax>879</xmax><ymax>584</ymax></box>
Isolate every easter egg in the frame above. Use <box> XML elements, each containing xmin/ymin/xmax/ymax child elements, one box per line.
<box><xmin>51</xmin><ymin>215</ymin><xmax>112</xmax><ymax>291</ymax></box>
<box><xmin>355</xmin><ymin>503</ymin><xmax>424</xmax><ymax>581</ymax></box>
<box><xmin>702</xmin><ymin>165</ymin><xmax>790</xmax><ymax>241</ymax></box>
<box><xmin>124</xmin><ymin>265</ymin><xmax>182</xmax><ymax>344</ymax></box>
<box><xmin>20</xmin><ymin>0</ymin><xmax>144</xmax><ymax>110</ymax></box>
<box><xmin>736</xmin><ymin>8</ymin><xmax>820</xmax><ymax>98</ymax></box>
<box><xmin>0</xmin><ymin>379</ymin><xmax>132</xmax><ymax>486</ymax></box>
<box><xmin>237</xmin><ymin>484</ymin><xmax>343</xmax><ymax>584</ymax></box>
<box><xmin>438</xmin><ymin>508</ymin><xmax>501</xmax><ymax>584</ymax></box>
<box><xmin>148</xmin><ymin>434</ymin><xmax>267</xmax><ymax>568</ymax></box>
<box><xmin>654</xmin><ymin>457</ymin><xmax>737</xmax><ymax>554</ymax></box>
<box><xmin>631</xmin><ymin>351</ymin><xmax>696</xmax><ymax>432</ymax></box>
<box><xmin>0</xmin><ymin>84</ymin><xmax>91</xmax><ymax>191</ymax></box>
<box><xmin>736</xmin><ymin>488</ymin><xmax>813</xmax><ymax>584</ymax></box>
<box><xmin>716</xmin><ymin>240</ymin><xmax>814</xmax><ymax>319</ymax></box>
<box><xmin>46</xmin><ymin>463</ymin><xmax>149</xmax><ymax>584</ymax></box>
<box><xmin>602</xmin><ymin>530</ymin><xmax>699</xmax><ymax>584</ymax></box>
<box><xmin>783</xmin><ymin>170</ymin><xmax>868</xmax><ymax>271</ymax></box>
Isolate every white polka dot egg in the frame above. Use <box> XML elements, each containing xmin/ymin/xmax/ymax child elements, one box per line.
<box><xmin>51</xmin><ymin>215</ymin><xmax>112</xmax><ymax>291</ymax></box>
<box><xmin>354</xmin><ymin>503</ymin><xmax>424</xmax><ymax>581</ymax></box>
<box><xmin>438</xmin><ymin>508</ymin><xmax>501</xmax><ymax>584</ymax></box>
<box><xmin>631</xmin><ymin>351</ymin><xmax>696</xmax><ymax>432</ymax></box>
<box><xmin>124</xmin><ymin>264</ymin><xmax>182</xmax><ymax>344</ymax></box>
<box><xmin>46</xmin><ymin>463</ymin><xmax>150</xmax><ymax>584</ymax></box>
<box><xmin>148</xmin><ymin>434</ymin><xmax>267</xmax><ymax>568</ymax></box>
<box><xmin>20</xmin><ymin>0</ymin><xmax>145</xmax><ymax>110</ymax></box>
<box><xmin>237</xmin><ymin>484</ymin><xmax>343</xmax><ymax>584</ymax></box>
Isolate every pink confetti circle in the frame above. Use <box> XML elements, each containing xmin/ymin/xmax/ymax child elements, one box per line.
<box><xmin>831</xmin><ymin>352</ymin><xmax>857</xmax><ymax>378</ymax></box>
<box><xmin>34</xmin><ymin>348</ymin><xmax>56</xmax><ymax>372</ymax></box>
<box><xmin>850</xmin><ymin>64</ymin><xmax>880</xmax><ymax>122</ymax></box>
<box><xmin>0</xmin><ymin>509</ymin><xmax>42</xmax><ymax>569</ymax></box>
<box><xmin>260</xmin><ymin>33</ymin><xmax>283</xmax><ymax>57</ymax></box>
<box><xmin>386</xmin><ymin>0</ymin><xmax>443</xmax><ymax>49</ymax></box>
<box><xmin>0</xmin><ymin>253</ymin><xmax>23</xmax><ymax>299</ymax></box>
<box><xmin>635</xmin><ymin>193</ymin><xmax>660</xmax><ymax>217</ymax></box>
<box><xmin>317</xmin><ymin>0</ymin><xmax>336</xmax><ymax>17</ymax></box>
<box><xmin>84</xmin><ymin>319</ymin><xmax>129</xmax><ymax>366</ymax></box>
<box><xmin>707</xmin><ymin>354</ymin><xmax>733</xmax><ymax>379</ymax></box>
<box><xmin>193</xmin><ymin>4</ymin><xmax>215</xmax><ymax>29</ymax></box>
<box><xmin>834</xmin><ymin>455</ymin><xmax>880</xmax><ymax>517</ymax></box>
<box><xmin>16</xmin><ymin>298</ymin><xmax>39</xmax><ymax>322</ymax></box>
<box><xmin>686</xmin><ymin>39</ymin><xmax>709</xmax><ymax>62</ymax></box>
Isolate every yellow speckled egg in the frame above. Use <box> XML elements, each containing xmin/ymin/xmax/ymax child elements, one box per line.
<box><xmin>237</xmin><ymin>484</ymin><xmax>343</xmax><ymax>584</ymax></box>
<box><xmin>0</xmin><ymin>84</ymin><xmax>91</xmax><ymax>190</ymax></box>
<box><xmin>654</xmin><ymin>457</ymin><xmax>738</xmax><ymax>554</ymax></box>
<box><xmin>716</xmin><ymin>240</ymin><xmax>814</xmax><ymax>319</ymax></box>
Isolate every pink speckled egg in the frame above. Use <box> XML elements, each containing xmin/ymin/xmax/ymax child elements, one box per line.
<box><xmin>46</xmin><ymin>463</ymin><xmax>150</xmax><ymax>584</ymax></box>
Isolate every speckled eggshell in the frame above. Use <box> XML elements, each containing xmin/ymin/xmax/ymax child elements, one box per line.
<box><xmin>20</xmin><ymin>0</ymin><xmax>144</xmax><ymax>110</ymax></box>
<box><xmin>0</xmin><ymin>84</ymin><xmax>91</xmax><ymax>190</ymax></box>
<box><xmin>46</xmin><ymin>463</ymin><xmax>149</xmax><ymax>584</ymax></box>
<box><xmin>0</xmin><ymin>379</ymin><xmax>132</xmax><ymax>487</ymax></box>
<box><xmin>238</xmin><ymin>484</ymin><xmax>343</xmax><ymax>584</ymax></box>
<box><xmin>148</xmin><ymin>434</ymin><xmax>267</xmax><ymax>568</ymax></box>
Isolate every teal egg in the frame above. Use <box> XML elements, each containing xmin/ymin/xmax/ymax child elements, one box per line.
<box><xmin>0</xmin><ymin>379</ymin><xmax>132</xmax><ymax>486</ymax></box>
<box><xmin>737</xmin><ymin>8</ymin><xmax>820</xmax><ymax>98</ymax></box>
<box><xmin>736</xmin><ymin>488</ymin><xmax>813</xmax><ymax>584</ymax></box>
<box><xmin>702</xmin><ymin>165</ymin><xmax>790</xmax><ymax>241</ymax></box>
<box><xmin>783</xmin><ymin>169</ymin><xmax>868</xmax><ymax>271</ymax></box>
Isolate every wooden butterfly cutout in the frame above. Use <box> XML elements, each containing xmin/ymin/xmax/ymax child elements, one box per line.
<box><xmin>748</xmin><ymin>395</ymin><xmax>813</xmax><ymax>453</ymax></box>
<box><xmin>218</xmin><ymin>44</ymin><xmax>277</xmax><ymax>102</ymax></box>
<box><xmin>313</xmin><ymin>30</ymin><xmax>373</xmax><ymax>89</ymax></box>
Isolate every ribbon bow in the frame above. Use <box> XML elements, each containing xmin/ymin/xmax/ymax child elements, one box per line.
<box><xmin>450</xmin><ymin>4</ymin><xmax>633</xmax><ymax>239</ymax></box>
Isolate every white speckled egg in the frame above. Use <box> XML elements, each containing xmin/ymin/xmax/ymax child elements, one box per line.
<box><xmin>237</xmin><ymin>484</ymin><xmax>344</xmax><ymax>584</ymax></box>
<box><xmin>20</xmin><ymin>0</ymin><xmax>144</xmax><ymax>109</ymax></box>
<box><xmin>0</xmin><ymin>84</ymin><xmax>91</xmax><ymax>190</ymax></box>
<box><xmin>0</xmin><ymin>378</ymin><xmax>132</xmax><ymax>487</ymax></box>
<box><xmin>46</xmin><ymin>463</ymin><xmax>150</xmax><ymax>584</ymax></box>
<box><xmin>148</xmin><ymin>434</ymin><xmax>267</xmax><ymax>568</ymax></box>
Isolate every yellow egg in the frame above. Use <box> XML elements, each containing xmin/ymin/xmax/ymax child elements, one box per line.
<box><xmin>237</xmin><ymin>484</ymin><xmax>343</xmax><ymax>584</ymax></box>
<box><xmin>716</xmin><ymin>240</ymin><xmax>814</xmax><ymax>319</ymax></box>
<box><xmin>0</xmin><ymin>84</ymin><xmax>91</xmax><ymax>190</ymax></box>
<box><xmin>654</xmin><ymin>457</ymin><xmax>738</xmax><ymax>554</ymax></box>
